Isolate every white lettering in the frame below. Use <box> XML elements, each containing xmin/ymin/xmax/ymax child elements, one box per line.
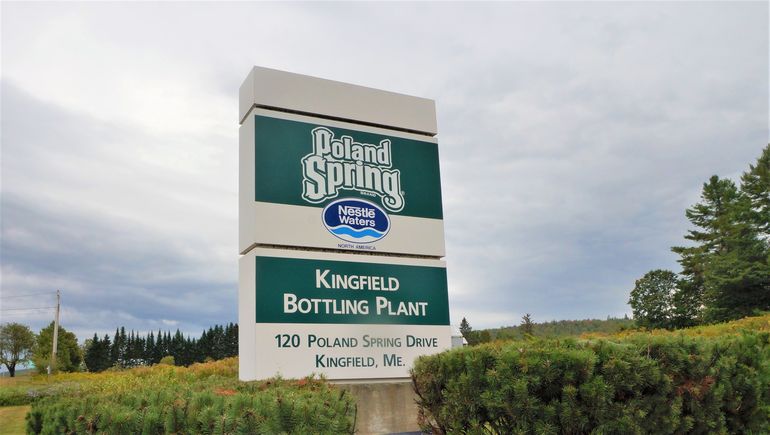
<box><xmin>301</xmin><ymin>128</ymin><xmax>404</xmax><ymax>212</ymax></box>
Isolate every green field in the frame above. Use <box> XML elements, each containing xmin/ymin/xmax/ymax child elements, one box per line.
<box><xmin>0</xmin><ymin>406</ymin><xmax>30</xmax><ymax>435</ymax></box>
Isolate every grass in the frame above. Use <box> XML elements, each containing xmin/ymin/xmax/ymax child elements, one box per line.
<box><xmin>0</xmin><ymin>405</ymin><xmax>30</xmax><ymax>435</ymax></box>
<box><xmin>0</xmin><ymin>372</ymin><xmax>34</xmax><ymax>387</ymax></box>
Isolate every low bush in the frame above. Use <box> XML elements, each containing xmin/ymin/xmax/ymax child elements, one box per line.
<box><xmin>26</xmin><ymin>358</ymin><xmax>356</xmax><ymax>434</ymax></box>
<box><xmin>413</xmin><ymin>318</ymin><xmax>770</xmax><ymax>434</ymax></box>
<box><xmin>0</xmin><ymin>387</ymin><xmax>31</xmax><ymax>406</ymax></box>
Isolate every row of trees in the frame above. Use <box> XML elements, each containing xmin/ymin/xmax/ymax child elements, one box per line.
<box><xmin>83</xmin><ymin>323</ymin><xmax>238</xmax><ymax>372</ymax></box>
<box><xmin>0</xmin><ymin>321</ymin><xmax>238</xmax><ymax>376</ymax></box>
<box><xmin>629</xmin><ymin>145</ymin><xmax>770</xmax><ymax>329</ymax></box>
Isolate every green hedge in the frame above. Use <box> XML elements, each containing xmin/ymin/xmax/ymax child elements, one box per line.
<box><xmin>25</xmin><ymin>364</ymin><xmax>355</xmax><ymax>434</ymax></box>
<box><xmin>0</xmin><ymin>387</ymin><xmax>32</xmax><ymax>406</ymax></box>
<box><xmin>412</xmin><ymin>333</ymin><xmax>770</xmax><ymax>434</ymax></box>
<box><xmin>0</xmin><ymin>382</ymin><xmax>81</xmax><ymax>406</ymax></box>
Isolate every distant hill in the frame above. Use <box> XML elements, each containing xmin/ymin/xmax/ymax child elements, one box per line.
<box><xmin>485</xmin><ymin>317</ymin><xmax>635</xmax><ymax>340</ymax></box>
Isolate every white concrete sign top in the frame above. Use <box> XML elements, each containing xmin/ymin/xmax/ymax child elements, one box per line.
<box><xmin>239</xmin><ymin>66</ymin><xmax>437</xmax><ymax>136</ymax></box>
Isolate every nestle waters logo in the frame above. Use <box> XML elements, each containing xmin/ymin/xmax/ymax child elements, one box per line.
<box><xmin>322</xmin><ymin>198</ymin><xmax>390</xmax><ymax>243</ymax></box>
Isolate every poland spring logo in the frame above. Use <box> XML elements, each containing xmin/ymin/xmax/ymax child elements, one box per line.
<box><xmin>301</xmin><ymin>127</ymin><xmax>404</xmax><ymax>212</ymax></box>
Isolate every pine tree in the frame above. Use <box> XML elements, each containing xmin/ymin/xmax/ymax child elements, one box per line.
<box><xmin>212</xmin><ymin>325</ymin><xmax>227</xmax><ymax>360</ymax></box>
<box><xmin>672</xmin><ymin>176</ymin><xmax>739</xmax><ymax>322</ymax></box>
<box><xmin>84</xmin><ymin>333</ymin><xmax>101</xmax><ymax>372</ymax></box>
<box><xmin>126</xmin><ymin>330</ymin><xmax>135</xmax><ymax>366</ymax></box>
<box><xmin>85</xmin><ymin>333</ymin><xmax>113</xmax><ymax>372</ymax></box>
<box><xmin>170</xmin><ymin>330</ymin><xmax>184</xmax><ymax>365</ymax></box>
<box><xmin>459</xmin><ymin>317</ymin><xmax>479</xmax><ymax>345</ymax></box>
<box><xmin>740</xmin><ymin>144</ymin><xmax>770</xmax><ymax>235</ymax></box>
<box><xmin>520</xmin><ymin>313</ymin><xmax>535</xmax><ymax>336</ymax></box>
<box><xmin>100</xmin><ymin>334</ymin><xmax>112</xmax><ymax>371</ymax></box>
<box><xmin>137</xmin><ymin>334</ymin><xmax>146</xmax><ymax>365</ymax></box>
<box><xmin>87</xmin><ymin>323</ymin><xmax>240</xmax><ymax>368</ymax></box>
<box><xmin>198</xmin><ymin>328</ymin><xmax>212</xmax><ymax>361</ymax></box>
<box><xmin>225</xmin><ymin>323</ymin><xmax>238</xmax><ymax>357</ymax></box>
<box><xmin>459</xmin><ymin>317</ymin><xmax>472</xmax><ymax>338</ymax></box>
<box><xmin>110</xmin><ymin>328</ymin><xmax>120</xmax><ymax>367</ymax></box>
<box><xmin>154</xmin><ymin>329</ymin><xmax>165</xmax><ymax>363</ymax></box>
<box><xmin>673</xmin><ymin>173</ymin><xmax>770</xmax><ymax>322</ymax></box>
<box><xmin>119</xmin><ymin>327</ymin><xmax>127</xmax><ymax>366</ymax></box>
<box><xmin>145</xmin><ymin>332</ymin><xmax>156</xmax><ymax>364</ymax></box>
<box><xmin>163</xmin><ymin>331</ymin><xmax>171</xmax><ymax>357</ymax></box>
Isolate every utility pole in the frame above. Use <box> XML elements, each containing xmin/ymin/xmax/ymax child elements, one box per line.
<box><xmin>48</xmin><ymin>290</ymin><xmax>60</xmax><ymax>375</ymax></box>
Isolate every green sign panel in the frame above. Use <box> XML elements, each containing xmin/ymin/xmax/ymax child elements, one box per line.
<box><xmin>253</xmin><ymin>115</ymin><xmax>443</xmax><ymax>219</ymax></box>
<box><xmin>254</xmin><ymin>256</ymin><xmax>449</xmax><ymax>326</ymax></box>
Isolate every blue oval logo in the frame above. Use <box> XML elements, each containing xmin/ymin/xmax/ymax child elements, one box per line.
<box><xmin>322</xmin><ymin>198</ymin><xmax>390</xmax><ymax>244</ymax></box>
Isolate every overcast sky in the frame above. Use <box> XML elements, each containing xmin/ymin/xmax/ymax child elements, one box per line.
<box><xmin>1</xmin><ymin>2</ymin><xmax>768</xmax><ymax>342</ymax></box>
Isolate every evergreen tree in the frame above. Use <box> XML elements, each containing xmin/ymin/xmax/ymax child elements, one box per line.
<box><xmin>146</xmin><ymin>331</ymin><xmax>156</xmax><ymax>365</ymax></box>
<box><xmin>84</xmin><ymin>333</ymin><xmax>100</xmax><ymax>372</ymax></box>
<box><xmin>520</xmin><ymin>313</ymin><xmax>535</xmax><ymax>336</ymax></box>
<box><xmin>119</xmin><ymin>327</ymin><xmax>127</xmax><ymax>366</ymax></box>
<box><xmin>459</xmin><ymin>317</ymin><xmax>479</xmax><ymax>345</ymax></box>
<box><xmin>459</xmin><ymin>317</ymin><xmax>472</xmax><ymax>339</ymax></box>
<box><xmin>672</xmin><ymin>170</ymin><xmax>770</xmax><ymax>322</ymax></box>
<box><xmin>198</xmin><ymin>328</ymin><xmax>213</xmax><ymax>360</ymax></box>
<box><xmin>212</xmin><ymin>325</ymin><xmax>227</xmax><ymax>360</ymax></box>
<box><xmin>154</xmin><ymin>329</ymin><xmax>165</xmax><ymax>363</ymax></box>
<box><xmin>88</xmin><ymin>323</ymin><xmax>240</xmax><ymax>368</ymax></box>
<box><xmin>100</xmin><ymin>334</ymin><xmax>112</xmax><ymax>370</ymax></box>
<box><xmin>110</xmin><ymin>327</ymin><xmax>120</xmax><ymax>367</ymax></box>
<box><xmin>740</xmin><ymin>144</ymin><xmax>770</xmax><ymax>235</ymax></box>
<box><xmin>163</xmin><ymin>331</ymin><xmax>171</xmax><ymax>358</ymax></box>
<box><xmin>170</xmin><ymin>330</ymin><xmax>185</xmax><ymax>365</ymax></box>
<box><xmin>84</xmin><ymin>333</ymin><xmax>113</xmax><ymax>372</ymax></box>
<box><xmin>126</xmin><ymin>330</ymin><xmax>135</xmax><ymax>366</ymax></box>
<box><xmin>672</xmin><ymin>176</ymin><xmax>741</xmax><ymax>322</ymax></box>
<box><xmin>225</xmin><ymin>323</ymin><xmax>238</xmax><ymax>357</ymax></box>
<box><xmin>137</xmin><ymin>334</ymin><xmax>146</xmax><ymax>365</ymax></box>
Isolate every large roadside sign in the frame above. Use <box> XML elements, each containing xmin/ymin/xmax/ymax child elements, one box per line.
<box><xmin>238</xmin><ymin>66</ymin><xmax>450</xmax><ymax>381</ymax></box>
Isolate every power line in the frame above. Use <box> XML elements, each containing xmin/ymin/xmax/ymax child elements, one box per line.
<box><xmin>0</xmin><ymin>291</ymin><xmax>57</xmax><ymax>299</ymax></box>
<box><xmin>0</xmin><ymin>311</ymin><xmax>56</xmax><ymax>316</ymax></box>
<box><xmin>0</xmin><ymin>307</ymin><xmax>57</xmax><ymax>312</ymax></box>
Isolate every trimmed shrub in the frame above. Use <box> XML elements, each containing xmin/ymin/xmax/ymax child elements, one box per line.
<box><xmin>26</xmin><ymin>358</ymin><xmax>356</xmax><ymax>434</ymax></box>
<box><xmin>0</xmin><ymin>387</ymin><xmax>32</xmax><ymax>406</ymax></box>
<box><xmin>412</xmin><ymin>331</ymin><xmax>770</xmax><ymax>434</ymax></box>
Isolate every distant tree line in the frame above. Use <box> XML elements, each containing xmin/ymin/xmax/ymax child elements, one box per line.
<box><xmin>459</xmin><ymin>315</ymin><xmax>634</xmax><ymax>345</ymax></box>
<box><xmin>629</xmin><ymin>144</ymin><xmax>770</xmax><ymax>329</ymax></box>
<box><xmin>458</xmin><ymin>317</ymin><xmax>490</xmax><ymax>345</ymax></box>
<box><xmin>83</xmin><ymin>323</ymin><xmax>238</xmax><ymax>372</ymax></box>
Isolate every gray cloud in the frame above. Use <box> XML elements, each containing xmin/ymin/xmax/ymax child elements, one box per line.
<box><xmin>1</xmin><ymin>83</ymin><xmax>236</xmax><ymax>339</ymax></box>
<box><xmin>1</xmin><ymin>2</ymin><xmax>767</xmax><ymax>337</ymax></box>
